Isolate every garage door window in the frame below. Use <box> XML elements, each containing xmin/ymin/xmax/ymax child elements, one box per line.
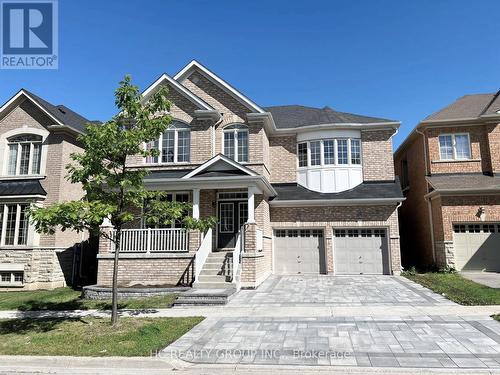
<box><xmin>454</xmin><ymin>224</ymin><xmax>499</xmax><ymax>233</ymax></box>
<box><xmin>336</xmin><ymin>229</ymin><xmax>386</xmax><ymax>238</ymax></box>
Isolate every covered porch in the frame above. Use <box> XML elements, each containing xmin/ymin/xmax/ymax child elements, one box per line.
<box><xmin>96</xmin><ymin>155</ymin><xmax>275</xmax><ymax>289</ymax></box>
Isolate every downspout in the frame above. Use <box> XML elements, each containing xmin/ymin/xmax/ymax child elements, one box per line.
<box><xmin>416</xmin><ymin>126</ymin><xmax>436</xmax><ymax>263</ymax></box>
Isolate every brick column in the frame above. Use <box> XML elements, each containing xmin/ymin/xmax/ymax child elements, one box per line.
<box><xmin>188</xmin><ymin>229</ymin><xmax>201</xmax><ymax>253</ymax></box>
<box><xmin>98</xmin><ymin>218</ymin><xmax>113</xmax><ymax>254</ymax></box>
<box><xmin>244</xmin><ymin>222</ymin><xmax>257</xmax><ymax>253</ymax></box>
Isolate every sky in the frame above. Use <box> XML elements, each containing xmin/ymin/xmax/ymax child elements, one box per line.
<box><xmin>1</xmin><ymin>0</ymin><xmax>499</xmax><ymax>148</ymax></box>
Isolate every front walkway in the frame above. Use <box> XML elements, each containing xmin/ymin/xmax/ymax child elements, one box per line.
<box><xmin>163</xmin><ymin>275</ymin><xmax>500</xmax><ymax>369</ymax></box>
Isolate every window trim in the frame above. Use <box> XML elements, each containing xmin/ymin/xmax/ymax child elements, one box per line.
<box><xmin>297</xmin><ymin>138</ymin><xmax>362</xmax><ymax>168</ymax></box>
<box><xmin>144</xmin><ymin>121</ymin><xmax>191</xmax><ymax>164</ymax></box>
<box><xmin>0</xmin><ymin>203</ymin><xmax>31</xmax><ymax>247</ymax></box>
<box><xmin>438</xmin><ymin>133</ymin><xmax>472</xmax><ymax>161</ymax></box>
<box><xmin>1</xmin><ymin>128</ymin><xmax>49</xmax><ymax>178</ymax></box>
<box><xmin>0</xmin><ymin>270</ymin><xmax>24</xmax><ymax>287</ymax></box>
<box><xmin>7</xmin><ymin>136</ymin><xmax>43</xmax><ymax>176</ymax></box>
<box><xmin>142</xmin><ymin>191</ymin><xmax>191</xmax><ymax>229</ymax></box>
<box><xmin>222</xmin><ymin>124</ymin><xmax>249</xmax><ymax>163</ymax></box>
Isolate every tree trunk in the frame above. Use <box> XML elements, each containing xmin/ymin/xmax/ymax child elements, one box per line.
<box><xmin>111</xmin><ymin>226</ymin><xmax>121</xmax><ymax>325</ymax></box>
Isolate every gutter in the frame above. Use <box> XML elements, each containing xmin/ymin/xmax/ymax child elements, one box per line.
<box><xmin>425</xmin><ymin>187</ymin><xmax>500</xmax><ymax>199</ymax></box>
<box><xmin>247</xmin><ymin>112</ymin><xmax>400</xmax><ymax>135</ymax></box>
<box><xmin>269</xmin><ymin>197</ymin><xmax>405</xmax><ymax>207</ymax></box>
<box><xmin>144</xmin><ymin>175</ymin><xmax>277</xmax><ymax>197</ymax></box>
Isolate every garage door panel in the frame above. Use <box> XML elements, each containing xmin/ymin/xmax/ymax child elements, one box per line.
<box><xmin>454</xmin><ymin>224</ymin><xmax>500</xmax><ymax>272</ymax></box>
<box><xmin>274</xmin><ymin>229</ymin><xmax>326</xmax><ymax>275</ymax></box>
<box><xmin>333</xmin><ymin>229</ymin><xmax>389</xmax><ymax>275</ymax></box>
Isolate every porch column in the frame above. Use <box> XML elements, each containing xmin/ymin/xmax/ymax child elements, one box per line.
<box><xmin>247</xmin><ymin>187</ymin><xmax>255</xmax><ymax>223</ymax></box>
<box><xmin>192</xmin><ymin>188</ymin><xmax>200</xmax><ymax>219</ymax></box>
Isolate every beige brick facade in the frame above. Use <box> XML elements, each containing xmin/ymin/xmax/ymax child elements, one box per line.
<box><xmin>0</xmin><ymin>98</ymin><xmax>85</xmax><ymax>289</ymax></box>
<box><xmin>362</xmin><ymin>129</ymin><xmax>396</xmax><ymax>181</ymax></box>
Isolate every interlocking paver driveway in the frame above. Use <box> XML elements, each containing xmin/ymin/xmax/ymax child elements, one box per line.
<box><xmin>229</xmin><ymin>275</ymin><xmax>454</xmax><ymax>306</ymax></box>
<box><xmin>164</xmin><ymin>275</ymin><xmax>500</xmax><ymax>369</ymax></box>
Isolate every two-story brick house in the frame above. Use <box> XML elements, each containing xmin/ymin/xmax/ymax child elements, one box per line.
<box><xmin>395</xmin><ymin>92</ymin><xmax>500</xmax><ymax>271</ymax></box>
<box><xmin>0</xmin><ymin>89</ymin><xmax>92</xmax><ymax>290</ymax></box>
<box><xmin>97</xmin><ymin>60</ymin><xmax>404</xmax><ymax>290</ymax></box>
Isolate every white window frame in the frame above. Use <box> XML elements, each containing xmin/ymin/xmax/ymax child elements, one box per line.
<box><xmin>7</xmin><ymin>136</ymin><xmax>42</xmax><ymax>176</ymax></box>
<box><xmin>0</xmin><ymin>128</ymin><xmax>49</xmax><ymax>178</ymax></box>
<box><xmin>0</xmin><ymin>270</ymin><xmax>24</xmax><ymax>286</ymax></box>
<box><xmin>142</xmin><ymin>191</ymin><xmax>191</xmax><ymax>229</ymax></box>
<box><xmin>297</xmin><ymin>138</ymin><xmax>362</xmax><ymax>168</ymax></box>
<box><xmin>144</xmin><ymin>122</ymin><xmax>191</xmax><ymax>164</ymax></box>
<box><xmin>0</xmin><ymin>203</ymin><xmax>31</xmax><ymax>247</ymax></box>
<box><xmin>222</xmin><ymin>124</ymin><xmax>249</xmax><ymax>163</ymax></box>
<box><xmin>438</xmin><ymin>133</ymin><xmax>471</xmax><ymax>161</ymax></box>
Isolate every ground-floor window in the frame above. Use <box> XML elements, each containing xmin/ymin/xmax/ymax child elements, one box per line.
<box><xmin>0</xmin><ymin>203</ymin><xmax>30</xmax><ymax>246</ymax></box>
<box><xmin>143</xmin><ymin>192</ymin><xmax>190</xmax><ymax>229</ymax></box>
<box><xmin>0</xmin><ymin>271</ymin><xmax>24</xmax><ymax>285</ymax></box>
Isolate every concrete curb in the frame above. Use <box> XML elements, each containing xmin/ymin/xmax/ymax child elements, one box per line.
<box><xmin>0</xmin><ymin>355</ymin><xmax>499</xmax><ymax>374</ymax></box>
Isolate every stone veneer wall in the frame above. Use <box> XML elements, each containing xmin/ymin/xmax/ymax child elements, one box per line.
<box><xmin>0</xmin><ymin>247</ymin><xmax>74</xmax><ymax>290</ymax></box>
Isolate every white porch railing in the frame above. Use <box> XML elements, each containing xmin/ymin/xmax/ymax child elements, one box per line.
<box><xmin>194</xmin><ymin>228</ymin><xmax>212</xmax><ymax>281</ymax></box>
<box><xmin>111</xmin><ymin>228</ymin><xmax>189</xmax><ymax>253</ymax></box>
<box><xmin>232</xmin><ymin>225</ymin><xmax>244</xmax><ymax>281</ymax></box>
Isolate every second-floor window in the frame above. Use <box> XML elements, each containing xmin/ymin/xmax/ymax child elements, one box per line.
<box><xmin>439</xmin><ymin>134</ymin><xmax>471</xmax><ymax>160</ymax></box>
<box><xmin>145</xmin><ymin>122</ymin><xmax>190</xmax><ymax>164</ymax></box>
<box><xmin>223</xmin><ymin>124</ymin><xmax>248</xmax><ymax>163</ymax></box>
<box><xmin>7</xmin><ymin>135</ymin><xmax>42</xmax><ymax>176</ymax></box>
<box><xmin>297</xmin><ymin>138</ymin><xmax>361</xmax><ymax>167</ymax></box>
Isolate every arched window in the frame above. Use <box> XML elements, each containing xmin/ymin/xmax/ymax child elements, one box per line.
<box><xmin>223</xmin><ymin>124</ymin><xmax>248</xmax><ymax>163</ymax></box>
<box><xmin>7</xmin><ymin>134</ymin><xmax>43</xmax><ymax>175</ymax></box>
<box><xmin>146</xmin><ymin>121</ymin><xmax>190</xmax><ymax>164</ymax></box>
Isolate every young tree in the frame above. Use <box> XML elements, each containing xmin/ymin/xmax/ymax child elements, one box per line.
<box><xmin>29</xmin><ymin>76</ymin><xmax>215</xmax><ymax>325</ymax></box>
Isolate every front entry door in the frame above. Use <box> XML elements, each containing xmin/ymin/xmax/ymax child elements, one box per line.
<box><xmin>217</xmin><ymin>201</ymin><xmax>247</xmax><ymax>249</ymax></box>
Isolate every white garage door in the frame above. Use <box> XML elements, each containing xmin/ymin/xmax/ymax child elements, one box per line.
<box><xmin>274</xmin><ymin>229</ymin><xmax>326</xmax><ymax>274</ymax></box>
<box><xmin>454</xmin><ymin>224</ymin><xmax>500</xmax><ymax>271</ymax></box>
<box><xmin>334</xmin><ymin>229</ymin><xmax>389</xmax><ymax>275</ymax></box>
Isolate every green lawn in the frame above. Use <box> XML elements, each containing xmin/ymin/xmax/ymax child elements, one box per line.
<box><xmin>0</xmin><ymin>317</ymin><xmax>203</xmax><ymax>356</ymax></box>
<box><xmin>0</xmin><ymin>288</ymin><xmax>177</xmax><ymax>311</ymax></box>
<box><xmin>404</xmin><ymin>272</ymin><xmax>500</xmax><ymax>305</ymax></box>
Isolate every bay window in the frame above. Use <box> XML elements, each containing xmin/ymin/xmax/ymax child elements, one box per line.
<box><xmin>0</xmin><ymin>203</ymin><xmax>30</xmax><ymax>246</ymax></box>
<box><xmin>297</xmin><ymin>138</ymin><xmax>361</xmax><ymax>167</ymax></box>
<box><xmin>223</xmin><ymin>124</ymin><xmax>248</xmax><ymax>163</ymax></box>
<box><xmin>439</xmin><ymin>134</ymin><xmax>471</xmax><ymax>160</ymax></box>
<box><xmin>7</xmin><ymin>135</ymin><xmax>42</xmax><ymax>175</ymax></box>
<box><xmin>145</xmin><ymin>121</ymin><xmax>190</xmax><ymax>164</ymax></box>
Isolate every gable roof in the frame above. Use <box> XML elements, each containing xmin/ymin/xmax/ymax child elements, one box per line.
<box><xmin>182</xmin><ymin>154</ymin><xmax>257</xmax><ymax>179</ymax></box>
<box><xmin>424</xmin><ymin>91</ymin><xmax>500</xmax><ymax>121</ymax></box>
<box><xmin>265</xmin><ymin>105</ymin><xmax>397</xmax><ymax>129</ymax></box>
<box><xmin>142</xmin><ymin>73</ymin><xmax>214</xmax><ymax>111</ymax></box>
<box><xmin>174</xmin><ymin>60</ymin><xmax>265</xmax><ymax>114</ymax></box>
<box><xmin>0</xmin><ymin>89</ymin><xmax>92</xmax><ymax>134</ymax></box>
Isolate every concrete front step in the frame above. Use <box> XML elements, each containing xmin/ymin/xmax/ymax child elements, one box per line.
<box><xmin>192</xmin><ymin>281</ymin><xmax>236</xmax><ymax>289</ymax></box>
<box><xmin>196</xmin><ymin>275</ymin><xmax>229</xmax><ymax>282</ymax></box>
<box><xmin>173</xmin><ymin>288</ymin><xmax>236</xmax><ymax>306</ymax></box>
<box><xmin>199</xmin><ymin>269</ymin><xmax>231</xmax><ymax>277</ymax></box>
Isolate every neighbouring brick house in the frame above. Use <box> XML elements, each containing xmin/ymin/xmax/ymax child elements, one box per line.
<box><xmin>394</xmin><ymin>92</ymin><xmax>500</xmax><ymax>271</ymax></box>
<box><xmin>97</xmin><ymin>60</ymin><xmax>404</xmax><ymax>289</ymax></box>
<box><xmin>0</xmin><ymin>89</ymin><xmax>93</xmax><ymax>290</ymax></box>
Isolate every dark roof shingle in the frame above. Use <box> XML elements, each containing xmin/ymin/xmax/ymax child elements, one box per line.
<box><xmin>0</xmin><ymin>180</ymin><xmax>47</xmax><ymax>196</ymax></box>
<box><xmin>264</xmin><ymin>105</ymin><xmax>397</xmax><ymax>129</ymax></box>
<box><xmin>23</xmin><ymin>90</ymin><xmax>93</xmax><ymax>133</ymax></box>
<box><xmin>271</xmin><ymin>179</ymin><xmax>403</xmax><ymax>201</ymax></box>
